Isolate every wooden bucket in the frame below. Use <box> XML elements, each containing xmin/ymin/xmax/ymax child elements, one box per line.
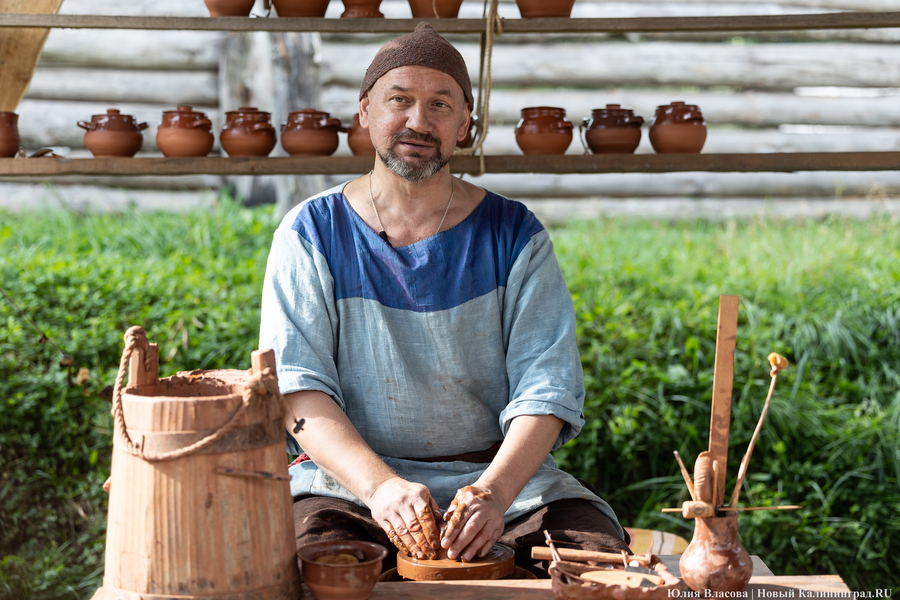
<box><xmin>93</xmin><ymin>326</ymin><xmax>301</xmax><ymax>600</ymax></box>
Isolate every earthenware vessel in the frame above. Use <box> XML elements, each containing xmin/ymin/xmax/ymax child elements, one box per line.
<box><xmin>156</xmin><ymin>105</ymin><xmax>215</xmax><ymax>158</ymax></box>
<box><xmin>0</xmin><ymin>112</ymin><xmax>21</xmax><ymax>158</ymax></box>
<box><xmin>514</xmin><ymin>106</ymin><xmax>573</xmax><ymax>155</ymax></box>
<box><xmin>408</xmin><ymin>0</ymin><xmax>464</xmax><ymax>18</ymax></box>
<box><xmin>341</xmin><ymin>0</ymin><xmax>384</xmax><ymax>18</ymax></box>
<box><xmin>220</xmin><ymin>107</ymin><xmax>277</xmax><ymax>157</ymax></box>
<box><xmin>457</xmin><ymin>114</ymin><xmax>478</xmax><ymax>149</ymax></box>
<box><xmin>516</xmin><ymin>0</ymin><xmax>575</xmax><ymax>18</ymax></box>
<box><xmin>580</xmin><ymin>104</ymin><xmax>644</xmax><ymax>154</ymax></box>
<box><xmin>297</xmin><ymin>540</ymin><xmax>387</xmax><ymax>600</ymax></box>
<box><xmin>649</xmin><ymin>101</ymin><xmax>707</xmax><ymax>153</ymax></box>
<box><xmin>281</xmin><ymin>109</ymin><xmax>345</xmax><ymax>157</ymax></box>
<box><xmin>78</xmin><ymin>109</ymin><xmax>148</xmax><ymax>158</ymax></box>
<box><xmin>679</xmin><ymin>515</ymin><xmax>752</xmax><ymax>593</ymax></box>
<box><xmin>204</xmin><ymin>0</ymin><xmax>256</xmax><ymax>17</ymax></box>
<box><xmin>347</xmin><ymin>114</ymin><xmax>376</xmax><ymax>156</ymax></box>
<box><xmin>272</xmin><ymin>0</ymin><xmax>330</xmax><ymax>17</ymax></box>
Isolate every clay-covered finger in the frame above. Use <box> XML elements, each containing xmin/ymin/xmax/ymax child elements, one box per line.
<box><xmin>459</xmin><ymin>527</ymin><xmax>494</xmax><ymax>563</ymax></box>
<box><xmin>416</xmin><ymin>505</ymin><xmax>441</xmax><ymax>556</ymax></box>
<box><xmin>407</xmin><ymin>511</ymin><xmax>437</xmax><ymax>559</ymax></box>
<box><xmin>385</xmin><ymin>525</ymin><xmax>407</xmax><ymax>553</ymax></box>
<box><xmin>392</xmin><ymin>520</ymin><xmax>422</xmax><ymax>558</ymax></box>
<box><xmin>442</xmin><ymin>500</ymin><xmax>468</xmax><ymax>541</ymax></box>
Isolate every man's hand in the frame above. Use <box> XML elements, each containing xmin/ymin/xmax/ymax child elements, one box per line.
<box><xmin>441</xmin><ymin>484</ymin><xmax>505</xmax><ymax>562</ymax></box>
<box><xmin>368</xmin><ymin>477</ymin><xmax>442</xmax><ymax>559</ymax></box>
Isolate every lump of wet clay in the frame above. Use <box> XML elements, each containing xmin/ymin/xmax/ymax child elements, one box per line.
<box><xmin>316</xmin><ymin>553</ymin><xmax>360</xmax><ymax>564</ymax></box>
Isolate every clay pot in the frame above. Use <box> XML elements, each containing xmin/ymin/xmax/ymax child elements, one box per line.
<box><xmin>272</xmin><ymin>0</ymin><xmax>330</xmax><ymax>17</ymax></box>
<box><xmin>0</xmin><ymin>112</ymin><xmax>21</xmax><ymax>158</ymax></box>
<box><xmin>457</xmin><ymin>114</ymin><xmax>478</xmax><ymax>149</ymax></box>
<box><xmin>220</xmin><ymin>107</ymin><xmax>277</xmax><ymax>157</ymax></box>
<box><xmin>408</xmin><ymin>0</ymin><xmax>464</xmax><ymax>18</ymax></box>
<box><xmin>78</xmin><ymin>109</ymin><xmax>148</xmax><ymax>158</ymax></box>
<box><xmin>580</xmin><ymin>104</ymin><xmax>644</xmax><ymax>154</ymax></box>
<box><xmin>347</xmin><ymin>114</ymin><xmax>376</xmax><ymax>156</ymax></box>
<box><xmin>341</xmin><ymin>0</ymin><xmax>384</xmax><ymax>18</ymax></box>
<box><xmin>516</xmin><ymin>0</ymin><xmax>575</xmax><ymax>18</ymax></box>
<box><xmin>297</xmin><ymin>540</ymin><xmax>387</xmax><ymax>600</ymax></box>
<box><xmin>679</xmin><ymin>515</ymin><xmax>753</xmax><ymax>593</ymax></box>
<box><xmin>157</xmin><ymin>105</ymin><xmax>215</xmax><ymax>158</ymax></box>
<box><xmin>514</xmin><ymin>106</ymin><xmax>573</xmax><ymax>155</ymax></box>
<box><xmin>649</xmin><ymin>101</ymin><xmax>707</xmax><ymax>153</ymax></box>
<box><xmin>204</xmin><ymin>0</ymin><xmax>256</xmax><ymax>17</ymax></box>
<box><xmin>281</xmin><ymin>109</ymin><xmax>345</xmax><ymax>157</ymax></box>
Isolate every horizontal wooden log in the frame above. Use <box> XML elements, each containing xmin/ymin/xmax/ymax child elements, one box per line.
<box><xmin>0</xmin><ymin>182</ymin><xmax>217</xmax><ymax>211</ymax></box>
<box><xmin>0</xmin><ymin>173</ymin><xmax>224</xmax><ymax>190</ymax></box>
<box><xmin>322</xmin><ymin>85</ymin><xmax>900</xmax><ymax>128</ymax></box>
<box><xmin>3</xmin><ymin>12</ymin><xmax>900</xmax><ymax>33</ymax></box>
<box><xmin>0</xmin><ymin>153</ymin><xmax>897</xmax><ymax>177</ymax></box>
<box><xmin>24</xmin><ymin>68</ymin><xmax>219</xmax><ymax>105</ymax></box>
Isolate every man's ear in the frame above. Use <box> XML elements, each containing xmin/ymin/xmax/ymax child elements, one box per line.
<box><xmin>457</xmin><ymin>104</ymin><xmax>472</xmax><ymax>143</ymax></box>
<box><xmin>359</xmin><ymin>96</ymin><xmax>371</xmax><ymax>129</ymax></box>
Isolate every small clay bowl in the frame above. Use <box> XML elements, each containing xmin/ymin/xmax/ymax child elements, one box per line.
<box><xmin>272</xmin><ymin>0</ymin><xmax>330</xmax><ymax>17</ymax></box>
<box><xmin>204</xmin><ymin>0</ymin><xmax>255</xmax><ymax>16</ymax></box>
<box><xmin>408</xmin><ymin>0</ymin><xmax>464</xmax><ymax>18</ymax></box>
<box><xmin>516</xmin><ymin>0</ymin><xmax>575</xmax><ymax>18</ymax></box>
<box><xmin>347</xmin><ymin>114</ymin><xmax>376</xmax><ymax>156</ymax></box>
<box><xmin>297</xmin><ymin>540</ymin><xmax>387</xmax><ymax>600</ymax></box>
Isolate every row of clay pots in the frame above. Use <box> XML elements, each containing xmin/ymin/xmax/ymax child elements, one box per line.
<box><xmin>514</xmin><ymin>102</ymin><xmax>707</xmax><ymax>155</ymax></box>
<box><xmin>204</xmin><ymin>0</ymin><xmax>575</xmax><ymax>18</ymax></box>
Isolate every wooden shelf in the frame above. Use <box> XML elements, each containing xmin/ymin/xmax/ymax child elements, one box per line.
<box><xmin>1</xmin><ymin>153</ymin><xmax>897</xmax><ymax>177</ymax></box>
<box><xmin>2</xmin><ymin>12</ymin><xmax>900</xmax><ymax>33</ymax></box>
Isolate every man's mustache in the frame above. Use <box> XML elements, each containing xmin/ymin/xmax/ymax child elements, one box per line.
<box><xmin>390</xmin><ymin>130</ymin><xmax>441</xmax><ymax>148</ymax></box>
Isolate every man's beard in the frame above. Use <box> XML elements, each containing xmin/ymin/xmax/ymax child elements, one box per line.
<box><xmin>377</xmin><ymin>130</ymin><xmax>451</xmax><ymax>183</ymax></box>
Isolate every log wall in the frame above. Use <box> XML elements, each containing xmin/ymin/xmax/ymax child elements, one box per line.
<box><xmin>2</xmin><ymin>0</ymin><xmax>899</xmax><ymax>217</ymax></box>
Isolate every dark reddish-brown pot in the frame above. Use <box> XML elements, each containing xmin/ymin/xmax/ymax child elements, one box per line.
<box><xmin>514</xmin><ymin>106</ymin><xmax>573</xmax><ymax>155</ymax></box>
<box><xmin>408</xmin><ymin>0</ymin><xmax>464</xmax><ymax>18</ymax></box>
<box><xmin>348</xmin><ymin>114</ymin><xmax>376</xmax><ymax>156</ymax></box>
<box><xmin>341</xmin><ymin>0</ymin><xmax>384</xmax><ymax>18</ymax></box>
<box><xmin>580</xmin><ymin>104</ymin><xmax>644</xmax><ymax>154</ymax></box>
<box><xmin>272</xmin><ymin>0</ymin><xmax>330</xmax><ymax>17</ymax></box>
<box><xmin>204</xmin><ymin>0</ymin><xmax>256</xmax><ymax>17</ymax></box>
<box><xmin>157</xmin><ymin>105</ymin><xmax>215</xmax><ymax>158</ymax></box>
<box><xmin>78</xmin><ymin>109</ymin><xmax>148</xmax><ymax>158</ymax></box>
<box><xmin>516</xmin><ymin>0</ymin><xmax>575</xmax><ymax>17</ymax></box>
<box><xmin>0</xmin><ymin>112</ymin><xmax>21</xmax><ymax>158</ymax></box>
<box><xmin>281</xmin><ymin>109</ymin><xmax>345</xmax><ymax>157</ymax></box>
<box><xmin>680</xmin><ymin>515</ymin><xmax>752</xmax><ymax>593</ymax></box>
<box><xmin>220</xmin><ymin>107</ymin><xmax>277</xmax><ymax>157</ymax></box>
<box><xmin>649</xmin><ymin>101</ymin><xmax>707</xmax><ymax>153</ymax></box>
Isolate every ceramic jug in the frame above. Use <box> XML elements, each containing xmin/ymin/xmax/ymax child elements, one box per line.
<box><xmin>341</xmin><ymin>0</ymin><xmax>384</xmax><ymax>18</ymax></box>
<box><xmin>408</xmin><ymin>0</ymin><xmax>464</xmax><ymax>18</ymax></box>
<box><xmin>680</xmin><ymin>515</ymin><xmax>753</xmax><ymax>593</ymax></box>
<box><xmin>220</xmin><ymin>107</ymin><xmax>277</xmax><ymax>157</ymax></box>
<box><xmin>157</xmin><ymin>106</ymin><xmax>215</xmax><ymax>158</ymax></box>
<box><xmin>0</xmin><ymin>112</ymin><xmax>21</xmax><ymax>158</ymax></box>
<box><xmin>281</xmin><ymin>109</ymin><xmax>345</xmax><ymax>157</ymax></box>
<box><xmin>272</xmin><ymin>0</ymin><xmax>330</xmax><ymax>17</ymax></box>
<box><xmin>204</xmin><ymin>0</ymin><xmax>255</xmax><ymax>16</ymax></box>
<box><xmin>78</xmin><ymin>109</ymin><xmax>148</xmax><ymax>158</ymax></box>
<box><xmin>649</xmin><ymin>101</ymin><xmax>707</xmax><ymax>153</ymax></box>
<box><xmin>514</xmin><ymin>106</ymin><xmax>573</xmax><ymax>155</ymax></box>
<box><xmin>580</xmin><ymin>104</ymin><xmax>644</xmax><ymax>154</ymax></box>
<box><xmin>516</xmin><ymin>0</ymin><xmax>575</xmax><ymax>17</ymax></box>
<box><xmin>347</xmin><ymin>114</ymin><xmax>376</xmax><ymax>156</ymax></box>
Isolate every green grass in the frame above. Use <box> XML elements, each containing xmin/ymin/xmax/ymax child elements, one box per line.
<box><xmin>1</xmin><ymin>199</ymin><xmax>898</xmax><ymax>596</ymax></box>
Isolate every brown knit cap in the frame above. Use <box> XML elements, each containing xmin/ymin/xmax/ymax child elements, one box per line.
<box><xmin>359</xmin><ymin>22</ymin><xmax>473</xmax><ymax>107</ymax></box>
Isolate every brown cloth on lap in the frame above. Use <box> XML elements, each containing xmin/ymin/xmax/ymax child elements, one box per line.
<box><xmin>292</xmin><ymin>495</ymin><xmax>630</xmax><ymax>579</ymax></box>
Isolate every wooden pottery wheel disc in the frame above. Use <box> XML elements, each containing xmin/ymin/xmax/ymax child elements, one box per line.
<box><xmin>396</xmin><ymin>543</ymin><xmax>515</xmax><ymax>581</ymax></box>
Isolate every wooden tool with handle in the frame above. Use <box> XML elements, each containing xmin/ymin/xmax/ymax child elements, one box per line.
<box><xmin>531</xmin><ymin>547</ymin><xmax>651</xmax><ymax>568</ymax></box>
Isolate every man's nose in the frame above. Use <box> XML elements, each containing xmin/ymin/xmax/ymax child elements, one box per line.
<box><xmin>405</xmin><ymin>102</ymin><xmax>432</xmax><ymax>133</ymax></box>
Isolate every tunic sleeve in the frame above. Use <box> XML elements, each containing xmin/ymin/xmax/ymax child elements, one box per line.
<box><xmin>498</xmin><ymin>228</ymin><xmax>586</xmax><ymax>450</ymax></box>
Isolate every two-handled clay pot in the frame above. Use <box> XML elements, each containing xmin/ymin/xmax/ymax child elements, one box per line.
<box><xmin>220</xmin><ymin>107</ymin><xmax>277</xmax><ymax>157</ymax></box>
<box><xmin>0</xmin><ymin>112</ymin><xmax>21</xmax><ymax>158</ymax></box>
<box><xmin>649</xmin><ymin>101</ymin><xmax>707</xmax><ymax>153</ymax></box>
<box><xmin>408</xmin><ymin>0</ymin><xmax>464</xmax><ymax>18</ymax></box>
<box><xmin>78</xmin><ymin>109</ymin><xmax>148</xmax><ymax>158</ymax></box>
<box><xmin>514</xmin><ymin>106</ymin><xmax>573</xmax><ymax>155</ymax></box>
<box><xmin>516</xmin><ymin>0</ymin><xmax>575</xmax><ymax>17</ymax></box>
<box><xmin>341</xmin><ymin>0</ymin><xmax>384</xmax><ymax>18</ymax></box>
<box><xmin>679</xmin><ymin>515</ymin><xmax>753</xmax><ymax>593</ymax></box>
<box><xmin>204</xmin><ymin>0</ymin><xmax>256</xmax><ymax>17</ymax></box>
<box><xmin>580</xmin><ymin>104</ymin><xmax>644</xmax><ymax>154</ymax></box>
<box><xmin>157</xmin><ymin>106</ymin><xmax>215</xmax><ymax>158</ymax></box>
<box><xmin>347</xmin><ymin>113</ymin><xmax>376</xmax><ymax>156</ymax></box>
<box><xmin>272</xmin><ymin>0</ymin><xmax>330</xmax><ymax>17</ymax></box>
<box><xmin>281</xmin><ymin>109</ymin><xmax>346</xmax><ymax>157</ymax></box>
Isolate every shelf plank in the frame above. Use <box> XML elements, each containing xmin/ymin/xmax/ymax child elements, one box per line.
<box><xmin>1</xmin><ymin>153</ymin><xmax>898</xmax><ymax>177</ymax></box>
<box><xmin>2</xmin><ymin>12</ymin><xmax>900</xmax><ymax>33</ymax></box>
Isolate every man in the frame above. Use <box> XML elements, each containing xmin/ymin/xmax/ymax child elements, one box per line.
<box><xmin>259</xmin><ymin>22</ymin><xmax>629</xmax><ymax>576</ymax></box>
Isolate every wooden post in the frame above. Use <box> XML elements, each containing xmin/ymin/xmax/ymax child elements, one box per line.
<box><xmin>0</xmin><ymin>0</ymin><xmax>65</xmax><ymax>112</ymax></box>
<box><xmin>709</xmin><ymin>295</ymin><xmax>739</xmax><ymax>508</ymax></box>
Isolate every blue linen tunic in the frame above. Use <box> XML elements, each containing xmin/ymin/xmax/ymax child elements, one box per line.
<box><xmin>259</xmin><ymin>182</ymin><xmax>623</xmax><ymax>535</ymax></box>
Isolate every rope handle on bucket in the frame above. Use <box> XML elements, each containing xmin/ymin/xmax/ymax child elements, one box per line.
<box><xmin>111</xmin><ymin>326</ymin><xmax>285</xmax><ymax>462</ymax></box>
